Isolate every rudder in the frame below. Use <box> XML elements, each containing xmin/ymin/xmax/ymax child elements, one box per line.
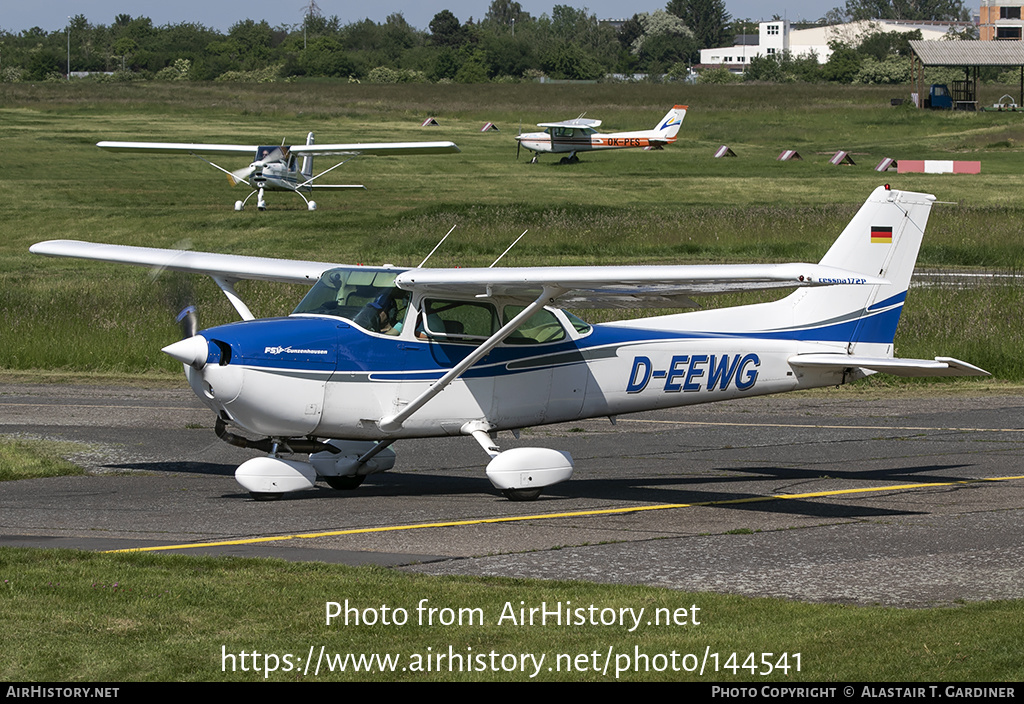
<box><xmin>653</xmin><ymin>105</ymin><xmax>687</xmax><ymax>141</ymax></box>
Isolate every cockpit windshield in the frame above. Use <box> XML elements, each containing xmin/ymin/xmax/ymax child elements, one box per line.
<box><xmin>254</xmin><ymin>146</ymin><xmax>289</xmax><ymax>163</ymax></box>
<box><xmin>292</xmin><ymin>267</ymin><xmax>410</xmax><ymax>334</ymax></box>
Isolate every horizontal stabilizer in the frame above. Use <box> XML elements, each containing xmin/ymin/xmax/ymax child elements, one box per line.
<box><xmin>310</xmin><ymin>184</ymin><xmax>367</xmax><ymax>190</ymax></box>
<box><xmin>789</xmin><ymin>353</ymin><xmax>989</xmax><ymax>377</ymax></box>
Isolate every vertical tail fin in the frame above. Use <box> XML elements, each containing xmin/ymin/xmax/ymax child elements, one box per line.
<box><xmin>653</xmin><ymin>105</ymin><xmax>687</xmax><ymax>142</ymax></box>
<box><xmin>301</xmin><ymin>131</ymin><xmax>315</xmax><ymax>179</ymax></box>
<box><xmin>784</xmin><ymin>186</ymin><xmax>934</xmax><ymax>355</ymax></box>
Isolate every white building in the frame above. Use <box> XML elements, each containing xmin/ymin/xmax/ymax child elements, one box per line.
<box><xmin>700</xmin><ymin>19</ymin><xmax>969</xmax><ymax>69</ymax></box>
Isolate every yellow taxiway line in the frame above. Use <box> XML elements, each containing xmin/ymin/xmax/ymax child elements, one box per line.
<box><xmin>105</xmin><ymin>474</ymin><xmax>1024</xmax><ymax>555</ymax></box>
<box><xmin>618</xmin><ymin>418</ymin><xmax>1024</xmax><ymax>433</ymax></box>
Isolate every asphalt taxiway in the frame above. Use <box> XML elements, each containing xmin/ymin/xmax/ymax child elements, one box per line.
<box><xmin>2</xmin><ymin>382</ymin><xmax>1022</xmax><ymax>607</ymax></box>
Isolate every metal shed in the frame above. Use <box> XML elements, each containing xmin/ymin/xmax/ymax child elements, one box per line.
<box><xmin>909</xmin><ymin>40</ymin><xmax>1024</xmax><ymax>109</ymax></box>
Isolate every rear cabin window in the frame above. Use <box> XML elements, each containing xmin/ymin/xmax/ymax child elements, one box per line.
<box><xmin>501</xmin><ymin>306</ymin><xmax>567</xmax><ymax>345</ymax></box>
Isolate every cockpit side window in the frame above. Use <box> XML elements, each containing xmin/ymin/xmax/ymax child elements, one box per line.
<box><xmin>420</xmin><ymin>299</ymin><xmax>499</xmax><ymax>341</ymax></box>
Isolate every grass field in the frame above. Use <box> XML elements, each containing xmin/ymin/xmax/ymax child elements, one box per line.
<box><xmin>3</xmin><ymin>81</ymin><xmax>1024</xmax><ymax>378</ymax></box>
<box><xmin>3</xmin><ymin>548</ymin><xmax>1022</xmax><ymax>682</ymax></box>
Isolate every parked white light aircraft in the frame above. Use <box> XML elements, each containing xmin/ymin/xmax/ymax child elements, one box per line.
<box><xmin>31</xmin><ymin>186</ymin><xmax>986</xmax><ymax>501</ymax></box>
<box><xmin>515</xmin><ymin>105</ymin><xmax>687</xmax><ymax>164</ymax></box>
<box><xmin>96</xmin><ymin>133</ymin><xmax>461</xmax><ymax>211</ymax></box>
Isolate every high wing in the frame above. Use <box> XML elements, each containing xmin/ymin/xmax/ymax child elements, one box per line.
<box><xmin>394</xmin><ymin>263</ymin><xmax>887</xmax><ymax>308</ymax></box>
<box><xmin>29</xmin><ymin>240</ymin><xmax>338</xmax><ymax>285</ymax></box>
<box><xmin>97</xmin><ymin>142</ymin><xmax>257</xmax><ymax>156</ymax></box>
<box><xmin>537</xmin><ymin>118</ymin><xmax>602</xmax><ymax>129</ymax></box>
<box><xmin>96</xmin><ymin>141</ymin><xmax>460</xmax><ymax>156</ymax></box>
<box><xmin>30</xmin><ymin>240</ymin><xmax>344</xmax><ymax>321</ymax></box>
<box><xmin>290</xmin><ymin>141</ymin><xmax>460</xmax><ymax>156</ymax></box>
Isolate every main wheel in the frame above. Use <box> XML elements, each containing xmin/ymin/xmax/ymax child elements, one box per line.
<box><xmin>324</xmin><ymin>475</ymin><xmax>365</xmax><ymax>490</ymax></box>
<box><xmin>502</xmin><ymin>488</ymin><xmax>542</xmax><ymax>501</ymax></box>
<box><xmin>250</xmin><ymin>492</ymin><xmax>283</xmax><ymax>501</ymax></box>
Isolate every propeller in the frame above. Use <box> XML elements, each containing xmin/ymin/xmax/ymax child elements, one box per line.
<box><xmin>229</xmin><ymin>164</ymin><xmax>257</xmax><ymax>186</ymax></box>
<box><xmin>176</xmin><ymin>305</ymin><xmax>198</xmax><ymax>339</ymax></box>
<box><xmin>516</xmin><ymin>119</ymin><xmax>522</xmax><ymax>160</ymax></box>
<box><xmin>163</xmin><ymin>304</ymin><xmax>207</xmax><ymax>369</ymax></box>
<box><xmin>146</xmin><ymin>239</ymin><xmax>206</xmax><ymax>368</ymax></box>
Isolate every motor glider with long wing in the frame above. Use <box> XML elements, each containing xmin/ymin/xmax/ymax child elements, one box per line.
<box><xmin>515</xmin><ymin>106</ymin><xmax>686</xmax><ymax>164</ymax></box>
<box><xmin>31</xmin><ymin>186</ymin><xmax>987</xmax><ymax>501</ymax></box>
<box><xmin>96</xmin><ymin>132</ymin><xmax>460</xmax><ymax>211</ymax></box>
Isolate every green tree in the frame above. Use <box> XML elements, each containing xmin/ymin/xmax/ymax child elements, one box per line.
<box><xmin>296</xmin><ymin>36</ymin><xmax>356</xmax><ymax>76</ymax></box>
<box><xmin>831</xmin><ymin>0</ymin><xmax>970</xmax><ymax>21</ymax></box>
<box><xmin>856</xmin><ymin>28</ymin><xmax>921</xmax><ymax>60</ymax></box>
<box><xmin>666</xmin><ymin>0</ymin><xmax>731</xmax><ymax>49</ymax></box>
<box><xmin>430</xmin><ymin>10</ymin><xmax>466</xmax><ymax>47</ymax></box>
<box><xmin>228</xmin><ymin>19</ymin><xmax>274</xmax><ymax>70</ymax></box>
<box><xmin>484</xmin><ymin>0</ymin><xmax>532</xmax><ymax>29</ymax></box>
<box><xmin>617</xmin><ymin>14</ymin><xmax>644</xmax><ymax>51</ymax></box>
<box><xmin>822</xmin><ymin>42</ymin><xmax>863</xmax><ymax>82</ymax></box>
<box><xmin>630</xmin><ymin>10</ymin><xmax>698</xmax><ymax>68</ymax></box>
<box><xmin>541</xmin><ymin>42</ymin><xmax>601</xmax><ymax>79</ymax></box>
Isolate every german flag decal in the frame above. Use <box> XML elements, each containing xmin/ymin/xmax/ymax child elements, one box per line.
<box><xmin>871</xmin><ymin>226</ymin><xmax>893</xmax><ymax>244</ymax></box>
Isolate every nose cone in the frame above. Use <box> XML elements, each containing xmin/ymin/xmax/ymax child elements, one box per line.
<box><xmin>162</xmin><ymin>335</ymin><xmax>209</xmax><ymax>369</ymax></box>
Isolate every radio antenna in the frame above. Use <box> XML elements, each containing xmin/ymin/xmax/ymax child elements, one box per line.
<box><xmin>418</xmin><ymin>225</ymin><xmax>457</xmax><ymax>268</ymax></box>
<box><xmin>489</xmin><ymin>230</ymin><xmax>527</xmax><ymax>268</ymax></box>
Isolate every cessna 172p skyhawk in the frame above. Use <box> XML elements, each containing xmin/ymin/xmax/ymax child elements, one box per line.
<box><xmin>96</xmin><ymin>132</ymin><xmax>460</xmax><ymax>211</ymax></box>
<box><xmin>515</xmin><ymin>105</ymin><xmax>686</xmax><ymax>163</ymax></box>
<box><xmin>31</xmin><ymin>186</ymin><xmax>986</xmax><ymax>501</ymax></box>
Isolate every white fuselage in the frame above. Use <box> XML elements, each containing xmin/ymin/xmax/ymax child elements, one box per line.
<box><xmin>516</xmin><ymin>128</ymin><xmax>666</xmax><ymax>155</ymax></box>
<box><xmin>184</xmin><ymin>303</ymin><xmax>847</xmax><ymax>444</ymax></box>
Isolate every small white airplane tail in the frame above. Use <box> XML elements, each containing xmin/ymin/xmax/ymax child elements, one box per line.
<box><xmin>652</xmin><ymin>105</ymin><xmax>687</xmax><ymax>142</ymax></box>
<box><xmin>302</xmin><ymin>131</ymin><xmax>315</xmax><ymax>179</ymax></box>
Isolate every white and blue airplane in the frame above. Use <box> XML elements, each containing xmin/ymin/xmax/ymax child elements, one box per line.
<box><xmin>31</xmin><ymin>186</ymin><xmax>987</xmax><ymax>501</ymax></box>
<box><xmin>96</xmin><ymin>132</ymin><xmax>461</xmax><ymax>211</ymax></box>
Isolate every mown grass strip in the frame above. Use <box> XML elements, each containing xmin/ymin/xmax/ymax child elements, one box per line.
<box><xmin>1</xmin><ymin>547</ymin><xmax>1021</xmax><ymax>681</ymax></box>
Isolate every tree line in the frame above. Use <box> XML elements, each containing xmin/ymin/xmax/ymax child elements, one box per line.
<box><xmin>0</xmin><ymin>0</ymin><xmax>971</xmax><ymax>84</ymax></box>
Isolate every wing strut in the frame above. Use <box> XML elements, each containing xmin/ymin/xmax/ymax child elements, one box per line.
<box><xmin>377</xmin><ymin>285</ymin><xmax>564</xmax><ymax>433</ymax></box>
<box><xmin>189</xmin><ymin>153</ymin><xmax>249</xmax><ymax>185</ymax></box>
<box><xmin>212</xmin><ymin>276</ymin><xmax>255</xmax><ymax>321</ymax></box>
<box><xmin>294</xmin><ymin>155</ymin><xmax>360</xmax><ymax>190</ymax></box>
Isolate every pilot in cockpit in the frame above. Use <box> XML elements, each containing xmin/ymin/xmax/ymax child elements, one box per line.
<box><xmin>353</xmin><ymin>291</ymin><xmax>405</xmax><ymax>335</ymax></box>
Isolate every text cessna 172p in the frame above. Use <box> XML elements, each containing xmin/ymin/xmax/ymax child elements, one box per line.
<box><xmin>31</xmin><ymin>186</ymin><xmax>986</xmax><ymax>501</ymax></box>
<box><xmin>96</xmin><ymin>132</ymin><xmax>460</xmax><ymax>211</ymax></box>
<box><xmin>515</xmin><ymin>105</ymin><xmax>686</xmax><ymax>164</ymax></box>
